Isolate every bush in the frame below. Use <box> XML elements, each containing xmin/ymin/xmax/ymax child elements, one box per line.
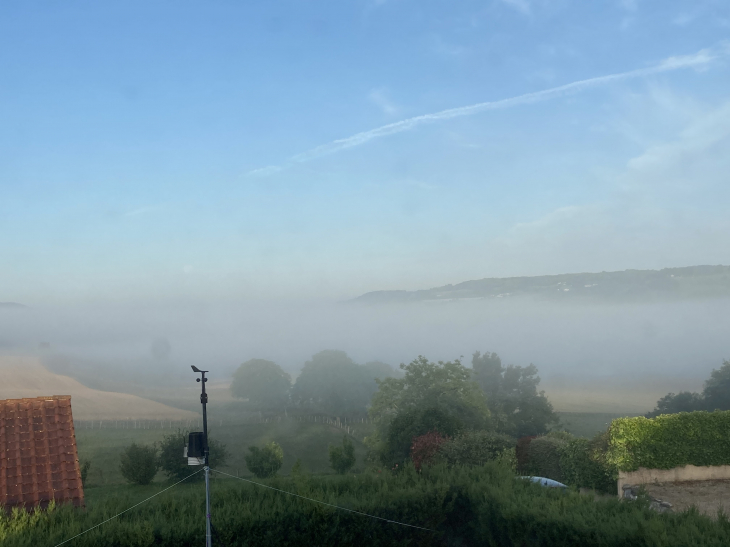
<box><xmin>329</xmin><ymin>436</ymin><xmax>357</xmax><ymax>474</ymax></box>
<box><xmin>120</xmin><ymin>443</ymin><xmax>159</xmax><ymax>485</ymax></box>
<box><xmin>438</xmin><ymin>430</ymin><xmax>514</xmax><ymax>467</ymax></box>
<box><xmin>527</xmin><ymin>436</ymin><xmax>565</xmax><ymax>481</ymax></box>
<box><xmin>606</xmin><ymin>410</ymin><xmax>730</xmax><ymax>471</ymax></box>
<box><xmin>79</xmin><ymin>461</ymin><xmax>91</xmax><ymax>487</ymax></box>
<box><xmin>381</xmin><ymin>406</ymin><xmax>464</xmax><ymax>468</ymax></box>
<box><xmin>245</xmin><ymin>441</ymin><xmax>284</xmax><ymax>478</ymax></box>
<box><xmin>410</xmin><ymin>431</ymin><xmax>449</xmax><ymax>471</ymax></box>
<box><xmin>515</xmin><ymin>436</ymin><xmax>536</xmax><ymax>473</ymax></box>
<box><xmin>6</xmin><ymin>463</ymin><xmax>730</xmax><ymax>546</ymax></box>
<box><xmin>158</xmin><ymin>430</ymin><xmax>229</xmax><ymax>481</ymax></box>
<box><xmin>558</xmin><ymin>437</ymin><xmax>616</xmax><ymax>494</ymax></box>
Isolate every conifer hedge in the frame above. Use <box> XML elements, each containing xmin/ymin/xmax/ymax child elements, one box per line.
<box><xmin>606</xmin><ymin>410</ymin><xmax>730</xmax><ymax>472</ymax></box>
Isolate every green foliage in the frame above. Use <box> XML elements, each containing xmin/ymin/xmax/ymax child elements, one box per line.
<box><xmin>472</xmin><ymin>351</ymin><xmax>558</xmax><ymax>437</ymax></box>
<box><xmin>231</xmin><ymin>359</ymin><xmax>292</xmax><ymax>410</ymax></box>
<box><xmin>369</xmin><ymin>356</ymin><xmax>490</xmax><ymax>466</ymax></box>
<box><xmin>0</xmin><ymin>500</ymin><xmax>56</xmax><ymax>542</ymax></box>
<box><xmin>438</xmin><ymin>430</ymin><xmax>515</xmax><ymax>467</ymax></box>
<box><xmin>7</xmin><ymin>463</ymin><xmax>730</xmax><ymax>546</ymax></box>
<box><xmin>329</xmin><ymin>436</ymin><xmax>356</xmax><ymax>474</ymax></box>
<box><xmin>606</xmin><ymin>410</ymin><xmax>730</xmax><ymax>472</ymax></box>
<box><xmin>557</xmin><ymin>437</ymin><xmax>616</xmax><ymax>494</ymax></box>
<box><xmin>80</xmin><ymin>460</ymin><xmax>91</xmax><ymax>487</ymax></box>
<box><xmin>527</xmin><ymin>436</ymin><xmax>565</xmax><ymax>481</ymax></box>
<box><xmin>158</xmin><ymin>430</ymin><xmax>229</xmax><ymax>481</ymax></box>
<box><xmin>245</xmin><ymin>441</ymin><xmax>284</xmax><ymax>478</ymax></box>
<box><xmin>647</xmin><ymin>359</ymin><xmax>730</xmax><ymax>417</ymax></box>
<box><xmin>292</xmin><ymin>350</ymin><xmax>397</xmax><ymax>417</ymax></box>
<box><xmin>119</xmin><ymin>443</ymin><xmax>159</xmax><ymax>485</ymax></box>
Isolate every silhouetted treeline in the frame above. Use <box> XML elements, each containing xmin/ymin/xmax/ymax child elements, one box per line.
<box><xmin>647</xmin><ymin>359</ymin><xmax>730</xmax><ymax>417</ymax></box>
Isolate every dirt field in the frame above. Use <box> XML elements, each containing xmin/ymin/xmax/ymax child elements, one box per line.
<box><xmin>644</xmin><ymin>480</ymin><xmax>730</xmax><ymax>518</ymax></box>
<box><xmin>0</xmin><ymin>355</ymin><xmax>198</xmax><ymax>420</ymax></box>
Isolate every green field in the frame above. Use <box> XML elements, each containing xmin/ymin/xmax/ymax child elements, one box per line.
<box><xmin>556</xmin><ymin>412</ymin><xmax>641</xmax><ymax>438</ymax></box>
<box><xmin>76</xmin><ymin>419</ymin><xmax>372</xmax><ymax>486</ymax></box>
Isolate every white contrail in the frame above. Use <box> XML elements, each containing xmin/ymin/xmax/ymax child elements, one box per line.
<box><xmin>246</xmin><ymin>45</ymin><xmax>724</xmax><ymax>177</ymax></box>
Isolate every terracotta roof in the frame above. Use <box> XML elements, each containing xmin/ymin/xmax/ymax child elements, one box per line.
<box><xmin>0</xmin><ymin>395</ymin><xmax>84</xmax><ymax>509</ymax></box>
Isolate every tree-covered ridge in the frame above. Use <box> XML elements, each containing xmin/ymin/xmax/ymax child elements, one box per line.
<box><xmin>355</xmin><ymin>265</ymin><xmax>730</xmax><ymax>303</ymax></box>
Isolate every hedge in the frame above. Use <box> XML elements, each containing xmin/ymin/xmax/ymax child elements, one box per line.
<box><xmin>527</xmin><ymin>436</ymin><xmax>565</xmax><ymax>482</ymax></box>
<box><xmin>558</xmin><ymin>438</ymin><xmax>616</xmax><ymax>494</ymax></box>
<box><xmin>5</xmin><ymin>463</ymin><xmax>730</xmax><ymax>546</ymax></box>
<box><xmin>606</xmin><ymin>410</ymin><xmax>730</xmax><ymax>472</ymax></box>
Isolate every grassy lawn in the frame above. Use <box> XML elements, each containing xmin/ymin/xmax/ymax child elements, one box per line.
<box><xmin>76</xmin><ymin>419</ymin><xmax>372</xmax><ymax>487</ymax></box>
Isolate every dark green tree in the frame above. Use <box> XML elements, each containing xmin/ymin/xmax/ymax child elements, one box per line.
<box><xmin>120</xmin><ymin>443</ymin><xmax>159</xmax><ymax>485</ymax></box>
<box><xmin>472</xmin><ymin>351</ymin><xmax>557</xmax><ymax>437</ymax></box>
<box><xmin>291</xmin><ymin>350</ymin><xmax>396</xmax><ymax>417</ymax></box>
<box><xmin>647</xmin><ymin>359</ymin><xmax>730</xmax><ymax>417</ymax></box>
<box><xmin>158</xmin><ymin>430</ymin><xmax>229</xmax><ymax>481</ymax></box>
<box><xmin>245</xmin><ymin>441</ymin><xmax>284</xmax><ymax>478</ymax></box>
<box><xmin>231</xmin><ymin>359</ymin><xmax>291</xmax><ymax>410</ymax></box>
<box><xmin>368</xmin><ymin>356</ymin><xmax>490</xmax><ymax>466</ymax></box>
<box><xmin>329</xmin><ymin>436</ymin><xmax>356</xmax><ymax>474</ymax></box>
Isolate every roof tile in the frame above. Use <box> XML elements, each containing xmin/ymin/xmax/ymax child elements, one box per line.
<box><xmin>0</xmin><ymin>396</ymin><xmax>84</xmax><ymax>509</ymax></box>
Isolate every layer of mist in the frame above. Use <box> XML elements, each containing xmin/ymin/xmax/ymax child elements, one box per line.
<box><xmin>1</xmin><ymin>296</ymin><xmax>727</xmax><ymax>413</ymax></box>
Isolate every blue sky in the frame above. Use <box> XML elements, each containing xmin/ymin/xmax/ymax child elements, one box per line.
<box><xmin>2</xmin><ymin>0</ymin><xmax>730</xmax><ymax>303</ymax></box>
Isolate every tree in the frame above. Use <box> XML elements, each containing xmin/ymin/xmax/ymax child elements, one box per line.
<box><xmin>472</xmin><ymin>351</ymin><xmax>557</xmax><ymax>437</ymax></box>
<box><xmin>120</xmin><ymin>443</ymin><xmax>159</xmax><ymax>485</ymax></box>
<box><xmin>291</xmin><ymin>350</ymin><xmax>395</xmax><ymax>417</ymax></box>
<box><xmin>702</xmin><ymin>359</ymin><xmax>730</xmax><ymax>411</ymax></box>
<box><xmin>231</xmin><ymin>359</ymin><xmax>291</xmax><ymax>410</ymax></box>
<box><xmin>158</xmin><ymin>430</ymin><xmax>229</xmax><ymax>481</ymax></box>
<box><xmin>647</xmin><ymin>359</ymin><xmax>730</xmax><ymax>417</ymax></box>
<box><xmin>245</xmin><ymin>441</ymin><xmax>284</xmax><ymax>478</ymax></box>
<box><xmin>368</xmin><ymin>356</ymin><xmax>490</xmax><ymax>466</ymax></box>
<box><xmin>329</xmin><ymin>436</ymin><xmax>356</xmax><ymax>474</ymax></box>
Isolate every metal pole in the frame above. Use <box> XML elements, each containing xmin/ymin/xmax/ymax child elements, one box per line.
<box><xmin>193</xmin><ymin>366</ymin><xmax>212</xmax><ymax>547</ymax></box>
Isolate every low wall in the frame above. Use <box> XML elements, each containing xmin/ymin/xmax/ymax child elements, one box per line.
<box><xmin>618</xmin><ymin>465</ymin><xmax>730</xmax><ymax>496</ymax></box>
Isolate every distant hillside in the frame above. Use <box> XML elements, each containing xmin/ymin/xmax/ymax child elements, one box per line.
<box><xmin>0</xmin><ymin>356</ymin><xmax>198</xmax><ymax>420</ymax></box>
<box><xmin>355</xmin><ymin>265</ymin><xmax>730</xmax><ymax>304</ymax></box>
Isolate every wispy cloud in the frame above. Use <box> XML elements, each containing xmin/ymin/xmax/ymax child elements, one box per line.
<box><xmin>369</xmin><ymin>88</ymin><xmax>399</xmax><ymax>115</ymax></box>
<box><xmin>499</xmin><ymin>0</ymin><xmax>531</xmax><ymax>16</ymax></box>
<box><xmin>245</xmin><ymin>44</ymin><xmax>726</xmax><ymax>178</ymax></box>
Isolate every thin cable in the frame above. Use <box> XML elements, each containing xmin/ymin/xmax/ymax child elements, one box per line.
<box><xmin>210</xmin><ymin>469</ymin><xmax>434</xmax><ymax>532</ymax></box>
<box><xmin>51</xmin><ymin>468</ymin><xmax>205</xmax><ymax>547</ymax></box>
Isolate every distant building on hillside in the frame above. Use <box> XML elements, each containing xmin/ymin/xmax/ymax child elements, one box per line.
<box><xmin>0</xmin><ymin>395</ymin><xmax>84</xmax><ymax>510</ymax></box>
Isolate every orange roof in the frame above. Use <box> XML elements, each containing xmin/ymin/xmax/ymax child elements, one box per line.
<box><xmin>0</xmin><ymin>395</ymin><xmax>84</xmax><ymax>509</ymax></box>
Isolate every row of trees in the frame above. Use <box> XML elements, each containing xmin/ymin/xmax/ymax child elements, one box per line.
<box><xmin>230</xmin><ymin>350</ymin><xmax>398</xmax><ymax>417</ymax></box>
<box><xmin>230</xmin><ymin>350</ymin><xmax>557</xmax><ymax>436</ymax></box>
<box><xmin>647</xmin><ymin>359</ymin><xmax>730</xmax><ymax>417</ymax></box>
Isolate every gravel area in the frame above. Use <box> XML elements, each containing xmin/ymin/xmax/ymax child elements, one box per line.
<box><xmin>644</xmin><ymin>480</ymin><xmax>730</xmax><ymax>518</ymax></box>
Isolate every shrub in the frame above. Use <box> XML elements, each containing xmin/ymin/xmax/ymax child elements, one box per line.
<box><xmin>381</xmin><ymin>406</ymin><xmax>465</xmax><ymax>467</ymax></box>
<box><xmin>329</xmin><ymin>436</ymin><xmax>357</xmax><ymax>474</ymax></box>
<box><xmin>606</xmin><ymin>410</ymin><xmax>730</xmax><ymax>471</ymax></box>
<box><xmin>410</xmin><ymin>431</ymin><xmax>449</xmax><ymax>471</ymax></box>
<box><xmin>158</xmin><ymin>430</ymin><xmax>229</xmax><ymax>481</ymax></box>
<box><xmin>6</xmin><ymin>463</ymin><xmax>730</xmax><ymax>546</ymax></box>
<box><xmin>245</xmin><ymin>441</ymin><xmax>284</xmax><ymax>478</ymax></box>
<box><xmin>120</xmin><ymin>443</ymin><xmax>159</xmax><ymax>485</ymax></box>
<box><xmin>527</xmin><ymin>436</ymin><xmax>565</xmax><ymax>481</ymax></box>
<box><xmin>79</xmin><ymin>461</ymin><xmax>91</xmax><ymax>487</ymax></box>
<box><xmin>515</xmin><ymin>436</ymin><xmax>536</xmax><ymax>474</ymax></box>
<box><xmin>558</xmin><ymin>437</ymin><xmax>616</xmax><ymax>494</ymax></box>
<box><xmin>438</xmin><ymin>430</ymin><xmax>514</xmax><ymax>467</ymax></box>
